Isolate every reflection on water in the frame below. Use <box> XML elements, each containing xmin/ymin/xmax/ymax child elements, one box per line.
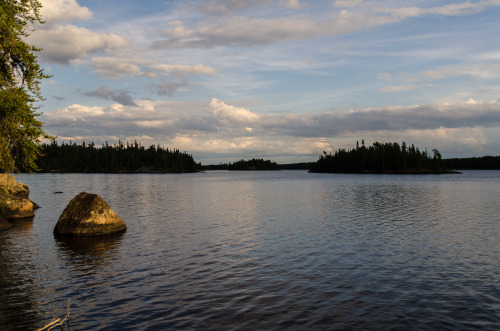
<box><xmin>10</xmin><ymin>217</ymin><xmax>34</xmax><ymax>232</ymax></box>
<box><xmin>1</xmin><ymin>171</ymin><xmax>499</xmax><ymax>330</ymax></box>
<box><xmin>0</xmin><ymin>217</ymin><xmax>40</xmax><ymax>330</ymax></box>
<box><xmin>55</xmin><ymin>233</ymin><xmax>124</xmax><ymax>270</ymax></box>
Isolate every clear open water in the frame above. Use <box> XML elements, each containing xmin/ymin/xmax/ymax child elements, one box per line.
<box><xmin>1</xmin><ymin>170</ymin><xmax>499</xmax><ymax>330</ymax></box>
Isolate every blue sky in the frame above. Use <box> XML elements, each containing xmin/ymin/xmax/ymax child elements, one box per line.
<box><xmin>30</xmin><ymin>0</ymin><xmax>500</xmax><ymax>164</ymax></box>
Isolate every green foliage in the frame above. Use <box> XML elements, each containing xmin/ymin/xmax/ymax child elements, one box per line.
<box><xmin>228</xmin><ymin>158</ymin><xmax>280</xmax><ymax>171</ymax></box>
<box><xmin>37</xmin><ymin>141</ymin><xmax>202</xmax><ymax>173</ymax></box>
<box><xmin>309</xmin><ymin>141</ymin><xmax>448</xmax><ymax>174</ymax></box>
<box><xmin>1</xmin><ymin>0</ymin><xmax>52</xmax><ymax>173</ymax></box>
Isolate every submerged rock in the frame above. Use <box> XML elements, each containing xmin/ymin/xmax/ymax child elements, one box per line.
<box><xmin>54</xmin><ymin>192</ymin><xmax>127</xmax><ymax>236</ymax></box>
<box><xmin>0</xmin><ymin>174</ymin><xmax>35</xmax><ymax>220</ymax></box>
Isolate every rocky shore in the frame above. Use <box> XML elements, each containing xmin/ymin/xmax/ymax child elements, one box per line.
<box><xmin>0</xmin><ymin>174</ymin><xmax>38</xmax><ymax>230</ymax></box>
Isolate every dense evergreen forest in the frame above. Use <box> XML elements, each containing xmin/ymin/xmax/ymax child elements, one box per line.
<box><xmin>36</xmin><ymin>141</ymin><xmax>202</xmax><ymax>173</ymax></box>
<box><xmin>309</xmin><ymin>141</ymin><xmax>454</xmax><ymax>174</ymax></box>
<box><xmin>229</xmin><ymin>158</ymin><xmax>280</xmax><ymax>170</ymax></box>
<box><xmin>279</xmin><ymin>162</ymin><xmax>315</xmax><ymax>170</ymax></box>
<box><xmin>443</xmin><ymin>156</ymin><xmax>500</xmax><ymax>170</ymax></box>
<box><xmin>204</xmin><ymin>158</ymin><xmax>280</xmax><ymax>170</ymax></box>
<box><xmin>204</xmin><ymin>161</ymin><xmax>311</xmax><ymax>170</ymax></box>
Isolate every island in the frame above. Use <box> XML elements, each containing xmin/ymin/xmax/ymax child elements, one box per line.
<box><xmin>227</xmin><ymin>158</ymin><xmax>281</xmax><ymax>171</ymax></box>
<box><xmin>309</xmin><ymin>140</ymin><xmax>459</xmax><ymax>174</ymax></box>
<box><xmin>37</xmin><ymin>141</ymin><xmax>202</xmax><ymax>173</ymax></box>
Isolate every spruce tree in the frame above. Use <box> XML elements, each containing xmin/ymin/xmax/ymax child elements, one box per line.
<box><xmin>1</xmin><ymin>0</ymin><xmax>52</xmax><ymax>172</ymax></box>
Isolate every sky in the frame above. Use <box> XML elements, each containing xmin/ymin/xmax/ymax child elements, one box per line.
<box><xmin>29</xmin><ymin>0</ymin><xmax>500</xmax><ymax>164</ymax></box>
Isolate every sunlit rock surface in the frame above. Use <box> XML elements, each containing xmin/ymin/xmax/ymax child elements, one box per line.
<box><xmin>0</xmin><ymin>174</ymin><xmax>35</xmax><ymax>220</ymax></box>
<box><xmin>54</xmin><ymin>192</ymin><xmax>127</xmax><ymax>236</ymax></box>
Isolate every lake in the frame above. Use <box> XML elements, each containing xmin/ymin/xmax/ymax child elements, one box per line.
<box><xmin>1</xmin><ymin>171</ymin><xmax>499</xmax><ymax>330</ymax></box>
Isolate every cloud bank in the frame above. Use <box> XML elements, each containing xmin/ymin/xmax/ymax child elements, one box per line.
<box><xmin>41</xmin><ymin>98</ymin><xmax>500</xmax><ymax>162</ymax></box>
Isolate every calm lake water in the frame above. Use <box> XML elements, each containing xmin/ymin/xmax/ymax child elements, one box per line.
<box><xmin>1</xmin><ymin>171</ymin><xmax>499</xmax><ymax>330</ymax></box>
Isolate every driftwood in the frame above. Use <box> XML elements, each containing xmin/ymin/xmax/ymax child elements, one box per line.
<box><xmin>37</xmin><ymin>299</ymin><xmax>70</xmax><ymax>331</ymax></box>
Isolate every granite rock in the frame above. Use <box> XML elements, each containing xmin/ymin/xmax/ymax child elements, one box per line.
<box><xmin>54</xmin><ymin>192</ymin><xmax>127</xmax><ymax>236</ymax></box>
<box><xmin>0</xmin><ymin>174</ymin><xmax>35</xmax><ymax>220</ymax></box>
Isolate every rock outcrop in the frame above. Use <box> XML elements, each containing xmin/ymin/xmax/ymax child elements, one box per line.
<box><xmin>0</xmin><ymin>174</ymin><xmax>36</xmax><ymax>221</ymax></box>
<box><xmin>54</xmin><ymin>192</ymin><xmax>127</xmax><ymax>236</ymax></box>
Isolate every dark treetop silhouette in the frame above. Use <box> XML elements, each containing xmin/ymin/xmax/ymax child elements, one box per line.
<box><xmin>309</xmin><ymin>140</ymin><xmax>456</xmax><ymax>174</ymax></box>
<box><xmin>37</xmin><ymin>141</ymin><xmax>202</xmax><ymax>173</ymax></box>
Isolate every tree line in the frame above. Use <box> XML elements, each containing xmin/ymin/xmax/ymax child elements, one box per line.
<box><xmin>204</xmin><ymin>158</ymin><xmax>280</xmax><ymax>170</ymax></box>
<box><xmin>309</xmin><ymin>140</ymin><xmax>451</xmax><ymax>174</ymax></box>
<box><xmin>37</xmin><ymin>141</ymin><xmax>202</xmax><ymax>173</ymax></box>
<box><xmin>443</xmin><ymin>156</ymin><xmax>500</xmax><ymax>170</ymax></box>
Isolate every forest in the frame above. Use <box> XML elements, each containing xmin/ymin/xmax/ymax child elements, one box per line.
<box><xmin>228</xmin><ymin>158</ymin><xmax>280</xmax><ymax>170</ymax></box>
<box><xmin>443</xmin><ymin>156</ymin><xmax>500</xmax><ymax>170</ymax></box>
<box><xmin>36</xmin><ymin>141</ymin><xmax>202</xmax><ymax>173</ymax></box>
<box><xmin>309</xmin><ymin>140</ymin><xmax>453</xmax><ymax>174</ymax></box>
<box><xmin>204</xmin><ymin>158</ymin><xmax>280</xmax><ymax>170</ymax></box>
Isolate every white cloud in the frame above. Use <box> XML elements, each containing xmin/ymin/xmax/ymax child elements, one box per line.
<box><xmin>91</xmin><ymin>57</ymin><xmax>142</xmax><ymax>78</ymax></box>
<box><xmin>150</xmin><ymin>63</ymin><xmax>217</xmax><ymax>78</ymax></box>
<box><xmin>88</xmin><ymin>57</ymin><xmax>216</xmax><ymax>96</ymax></box>
<box><xmin>30</xmin><ymin>25</ymin><xmax>128</xmax><ymax>65</ymax></box>
<box><xmin>154</xmin><ymin>1</ymin><xmax>499</xmax><ymax>49</ymax></box>
<box><xmin>29</xmin><ymin>1</ymin><xmax>128</xmax><ymax>65</ymax></box>
<box><xmin>207</xmin><ymin>98</ymin><xmax>260</xmax><ymax>124</ymax></box>
<box><xmin>40</xmin><ymin>0</ymin><xmax>92</xmax><ymax>25</ymax></box>
<box><xmin>89</xmin><ymin>57</ymin><xmax>216</xmax><ymax>79</ymax></box>
<box><xmin>154</xmin><ymin>12</ymin><xmax>392</xmax><ymax>49</ymax></box>
<box><xmin>362</xmin><ymin>1</ymin><xmax>500</xmax><ymax>19</ymax></box>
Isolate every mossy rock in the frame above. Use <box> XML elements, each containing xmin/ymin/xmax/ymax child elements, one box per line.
<box><xmin>54</xmin><ymin>192</ymin><xmax>127</xmax><ymax>236</ymax></box>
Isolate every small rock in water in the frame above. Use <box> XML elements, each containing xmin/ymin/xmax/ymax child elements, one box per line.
<box><xmin>54</xmin><ymin>192</ymin><xmax>127</xmax><ymax>236</ymax></box>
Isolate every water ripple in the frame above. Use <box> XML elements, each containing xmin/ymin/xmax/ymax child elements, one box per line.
<box><xmin>2</xmin><ymin>171</ymin><xmax>500</xmax><ymax>330</ymax></box>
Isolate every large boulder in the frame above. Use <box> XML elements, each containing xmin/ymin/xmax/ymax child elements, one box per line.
<box><xmin>54</xmin><ymin>192</ymin><xmax>127</xmax><ymax>236</ymax></box>
<box><xmin>0</xmin><ymin>174</ymin><xmax>35</xmax><ymax>220</ymax></box>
